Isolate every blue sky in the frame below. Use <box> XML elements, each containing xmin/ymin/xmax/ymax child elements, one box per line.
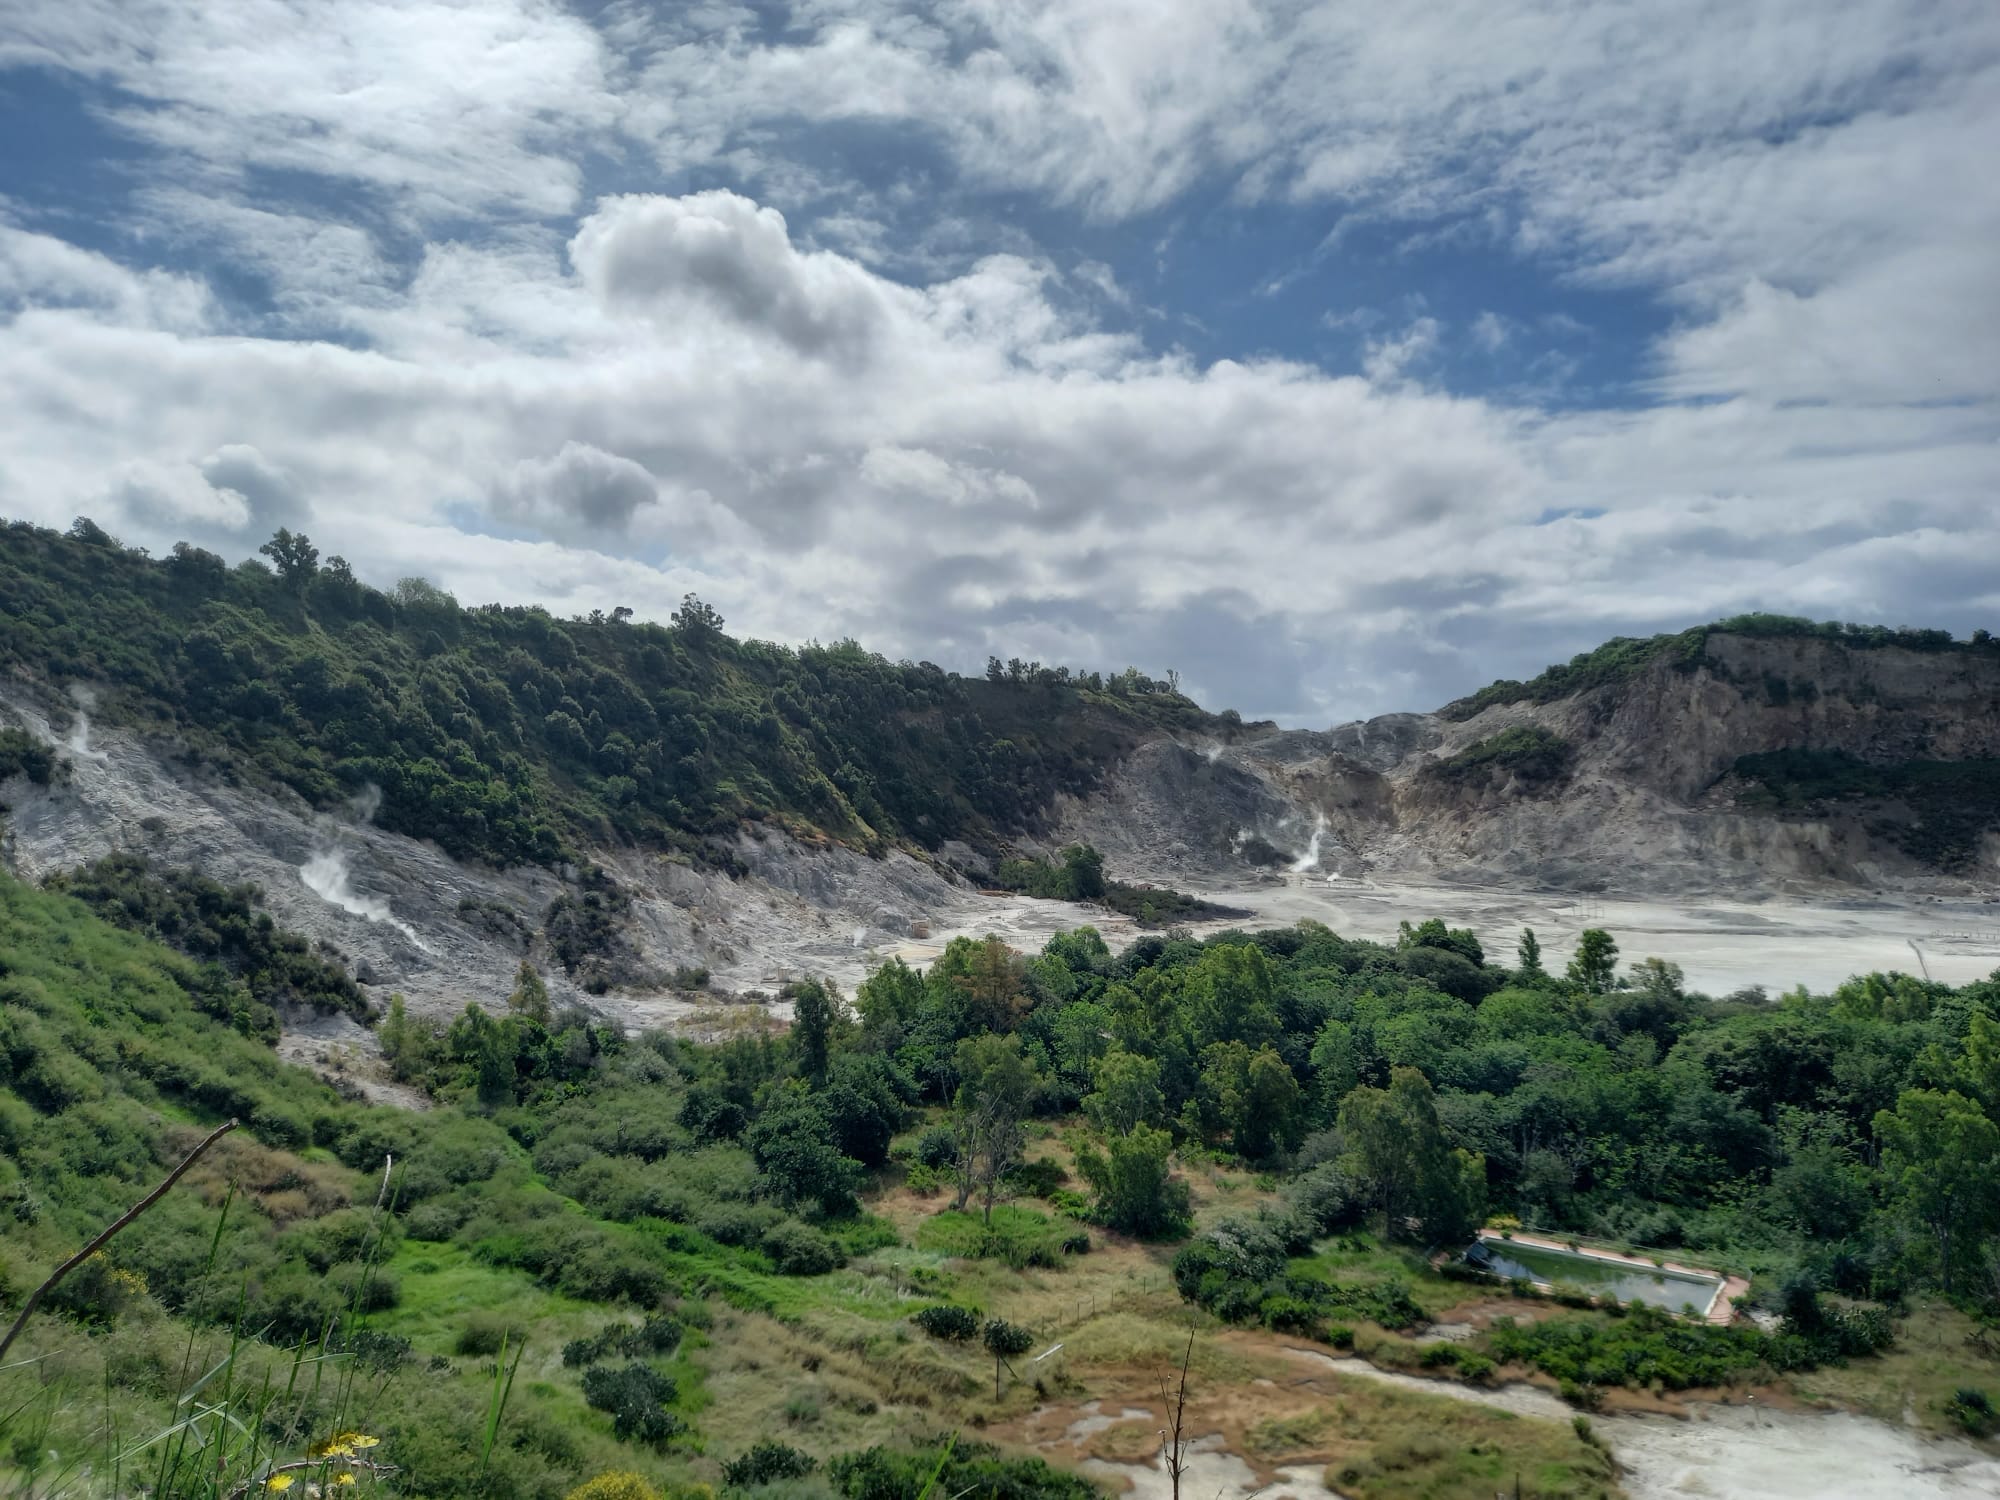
<box><xmin>0</xmin><ymin>1</ymin><xmax>1995</xmax><ymax>722</ymax></box>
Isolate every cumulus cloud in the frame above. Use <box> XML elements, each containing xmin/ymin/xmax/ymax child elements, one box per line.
<box><xmin>0</xmin><ymin>1</ymin><xmax>1994</xmax><ymax>722</ymax></box>
<box><xmin>492</xmin><ymin>442</ymin><xmax>660</xmax><ymax>541</ymax></box>
<box><xmin>571</xmin><ymin>193</ymin><xmax>893</xmax><ymax>361</ymax></box>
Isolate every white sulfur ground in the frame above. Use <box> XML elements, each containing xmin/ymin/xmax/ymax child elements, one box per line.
<box><xmin>856</xmin><ymin>871</ymin><xmax>2000</xmax><ymax>1000</ymax></box>
<box><xmin>1279</xmin><ymin>1349</ymin><xmax>2000</xmax><ymax>1500</ymax></box>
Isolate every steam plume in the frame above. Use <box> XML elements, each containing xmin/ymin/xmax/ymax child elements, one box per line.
<box><xmin>298</xmin><ymin>783</ymin><xmax>433</xmax><ymax>952</ymax></box>
<box><xmin>65</xmin><ymin>684</ymin><xmax>108</xmax><ymax>762</ymax></box>
<box><xmin>1289</xmin><ymin>811</ymin><xmax>1327</xmax><ymax>873</ymax></box>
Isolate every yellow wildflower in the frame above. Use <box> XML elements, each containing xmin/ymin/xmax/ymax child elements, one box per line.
<box><xmin>265</xmin><ymin>1477</ymin><xmax>295</xmax><ymax>1493</ymax></box>
<box><xmin>332</xmin><ymin>1474</ymin><xmax>357</xmax><ymax>1487</ymax></box>
<box><xmin>307</xmin><ymin>1438</ymin><xmax>354</xmax><ymax>1460</ymax></box>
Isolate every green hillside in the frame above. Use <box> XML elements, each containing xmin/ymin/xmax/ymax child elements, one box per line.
<box><xmin>0</xmin><ymin>518</ymin><xmax>1214</xmax><ymax>869</ymax></box>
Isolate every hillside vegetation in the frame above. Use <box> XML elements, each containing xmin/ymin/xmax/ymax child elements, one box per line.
<box><xmin>0</xmin><ymin>518</ymin><xmax>1212</xmax><ymax>870</ymax></box>
<box><xmin>1441</xmin><ymin>613</ymin><xmax>1998</xmax><ymax>721</ymax></box>
<box><xmin>4</xmin><ymin>840</ymin><xmax>1998</xmax><ymax>1495</ymax></box>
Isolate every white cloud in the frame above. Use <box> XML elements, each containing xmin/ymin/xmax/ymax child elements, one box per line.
<box><xmin>0</xmin><ymin>2</ymin><xmax>1995</xmax><ymax>721</ymax></box>
<box><xmin>1363</xmin><ymin>317</ymin><xmax>1441</xmax><ymax>384</ymax></box>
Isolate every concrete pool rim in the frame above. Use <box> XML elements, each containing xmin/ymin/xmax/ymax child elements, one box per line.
<box><xmin>1469</xmin><ymin>1229</ymin><xmax>1750</xmax><ymax>1323</ymax></box>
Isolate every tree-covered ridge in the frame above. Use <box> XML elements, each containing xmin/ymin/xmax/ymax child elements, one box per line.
<box><xmin>0</xmin><ymin>518</ymin><xmax>1214</xmax><ymax>869</ymax></box>
<box><xmin>1440</xmin><ymin>613</ymin><xmax>1998</xmax><ymax>721</ymax></box>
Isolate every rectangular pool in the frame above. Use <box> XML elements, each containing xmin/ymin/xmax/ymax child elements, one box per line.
<box><xmin>1468</xmin><ymin>1237</ymin><xmax>1724</xmax><ymax>1316</ymax></box>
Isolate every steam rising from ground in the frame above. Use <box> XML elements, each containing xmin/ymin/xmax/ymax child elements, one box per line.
<box><xmin>65</xmin><ymin>684</ymin><xmax>107</xmax><ymax>762</ymax></box>
<box><xmin>1289</xmin><ymin>811</ymin><xmax>1327</xmax><ymax>873</ymax></box>
<box><xmin>298</xmin><ymin>784</ymin><xmax>432</xmax><ymax>952</ymax></box>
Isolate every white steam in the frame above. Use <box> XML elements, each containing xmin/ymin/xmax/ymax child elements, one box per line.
<box><xmin>65</xmin><ymin>684</ymin><xmax>108</xmax><ymax>762</ymax></box>
<box><xmin>1204</xmin><ymin>742</ymin><xmax>1224</xmax><ymax>764</ymax></box>
<box><xmin>850</xmin><ymin>925</ymin><xmax>868</xmax><ymax>949</ymax></box>
<box><xmin>1290</xmin><ymin>811</ymin><xmax>1328</xmax><ymax>873</ymax></box>
<box><xmin>298</xmin><ymin>783</ymin><xmax>433</xmax><ymax>952</ymax></box>
<box><xmin>301</xmin><ymin>846</ymin><xmax>433</xmax><ymax>952</ymax></box>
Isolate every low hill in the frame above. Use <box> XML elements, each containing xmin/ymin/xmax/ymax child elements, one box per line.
<box><xmin>1054</xmin><ymin>618</ymin><xmax>2000</xmax><ymax>894</ymax></box>
<box><xmin>0</xmin><ymin>517</ymin><xmax>1212</xmax><ymax>871</ymax></box>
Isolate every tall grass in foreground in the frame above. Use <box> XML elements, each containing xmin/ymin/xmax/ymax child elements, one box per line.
<box><xmin>0</xmin><ymin>1153</ymin><xmax>519</xmax><ymax>1498</ymax></box>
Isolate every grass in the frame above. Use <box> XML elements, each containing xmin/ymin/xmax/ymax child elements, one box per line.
<box><xmin>1787</xmin><ymin>1299</ymin><xmax>2000</xmax><ymax>1440</ymax></box>
<box><xmin>1245</xmin><ymin>1379</ymin><xmax>1622</xmax><ymax>1500</ymax></box>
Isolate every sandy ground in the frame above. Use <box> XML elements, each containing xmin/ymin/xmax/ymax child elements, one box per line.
<box><xmin>862</xmin><ymin>871</ymin><xmax>2000</xmax><ymax>999</ymax></box>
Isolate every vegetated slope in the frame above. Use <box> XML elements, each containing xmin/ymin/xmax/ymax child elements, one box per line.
<box><xmin>0</xmin><ymin>517</ymin><xmax>1213</xmax><ymax>871</ymax></box>
<box><xmin>1056</xmin><ymin>616</ymin><xmax>2000</xmax><ymax>893</ymax></box>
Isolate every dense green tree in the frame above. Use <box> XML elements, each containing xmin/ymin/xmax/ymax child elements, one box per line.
<box><xmin>747</xmin><ymin>1089</ymin><xmax>863</xmax><ymax>1217</ymax></box>
<box><xmin>508</xmin><ymin>960</ymin><xmax>552</xmax><ymax>1025</ymax></box>
<box><xmin>1083</xmin><ymin>1050</ymin><xmax>1166</xmax><ymax>1134</ymax></box>
<box><xmin>1516</xmin><ymin>927</ymin><xmax>1543</xmax><ymax>975</ymax></box>
<box><xmin>1076</xmin><ymin>1123</ymin><xmax>1190</xmax><ymax>1238</ymax></box>
<box><xmin>259</xmin><ymin>527</ymin><xmax>320</xmax><ymax>590</ymax></box>
<box><xmin>1875</xmin><ymin>1088</ymin><xmax>2000</xmax><ymax>1291</ymax></box>
<box><xmin>1567</xmin><ymin>928</ymin><xmax>1619</xmax><ymax>994</ymax></box>
<box><xmin>791</xmin><ymin>978</ymin><xmax>835</xmax><ymax>1086</ymax></box>
<box><xmin>1337</xmin><ymin>1067</ymin><xmax>1486</xmax><ymax>1242</ymax></box>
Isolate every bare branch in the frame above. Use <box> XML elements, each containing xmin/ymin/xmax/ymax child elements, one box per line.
<box><xmin>0</xmin><ymin>1119</ymin><xmax>239</xmax><ymax>1363</ymax></box>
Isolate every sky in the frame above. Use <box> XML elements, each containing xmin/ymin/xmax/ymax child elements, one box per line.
<box><xmin>0</xmin><ymin>1</ymin><xmax>1995</xmax><ymax>724</ymax></box>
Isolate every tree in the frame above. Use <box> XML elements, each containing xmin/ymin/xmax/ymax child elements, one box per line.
<box><xmin>447</xmin><ymin>1003</ymin><xmax>517</xmax><ymax>1110</ymax></box>
<box><xmin>1189</xmin><ymin>1041</ymin><xmax>1302</xmax><ymax>1161</ymax></box>
<box><xmin>1567</xmin><ymin>928</ymin><xmax>1619</xmax><ymax>994</ymax></box>
<box><xmin>671</xmin><ymin>593</ymin><xmax>724</xmax><ymax>639</ymax></box>
<box><xmin>1875</xmin><ymin>1088</ymin><xmax>2000</xmax><ymax>1292</ymax></box>
<box><xmin>951</xmin><ymin>1034</ymin><xmax>1033</xmax><ymax>1223</ymax></box>
<box><xmin>1076</xmin><ymin>1123</ymin><xmax>1190</xmax><ymax>1238</ymax></box>
<box><xmin>507</xmin><ymin>960</ymin><xmax>551</xmax><ymax>1026</ymax></box>
<box><xmin>1061</xmin><ymin>844</ymin><xmax>1107</xmax><ymax>901</ymax></box>
<box><xmin>748</xmin><ymin>1090</ymin><xmax>863</xmax><ymax>1216</ymax></box>
<box><xmin>1516</xmin><ymin>927</ymin><xmax>1543</xmax><ymax>976</ymax></box>
<box><xmin>950</xmin><ymin>936</ymin><xmax>1028</xmax><ymax>1034</ymax></box>
<box><xmin>1158</xmin><ymin>1323</ymin><xmax>1196</xmax><ymax>1500</ymax></box>
<box><xmin>1336</xmin><ymin>1067</ymin><xmax>1485</xmax><ymax>1242</ymax></box>
<box><xmin>259</xmin><ymin>528</ymin><xmax>319</xmax><ymax>590</ymax></box>
<box><xmin>856</xmin><ymin>956</ymin><xmax>926</xmax><ymax>1053</ymax></box>
<box><xmin>1084</xmin><ymin>1050</ymin><xmax>1166</xmax><ymax>1134</ymax></box>
<box><xmin>981</xmin><ymin>1317</ymin><xmax>1034</xmax><ymax>1400</ymax></box>
<box><xmin>791</xmin><ymin>978</ymin><xmax>834</xmax><ymax>1086</ymax></box>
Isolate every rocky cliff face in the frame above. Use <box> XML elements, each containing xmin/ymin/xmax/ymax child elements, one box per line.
<box><xmin>1055</xmin><ymin>632</ymin><xmax>2000</xmax><ymax>895</ymax></box>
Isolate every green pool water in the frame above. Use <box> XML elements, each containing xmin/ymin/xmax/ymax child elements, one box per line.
<box><xmin>1468</xmin><ymin>1238</ymin><xmax>1722</xmax><ymax>1315</ymax></box>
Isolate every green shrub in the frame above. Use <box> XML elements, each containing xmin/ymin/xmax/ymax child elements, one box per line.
<box><xmin>580</xmin><ymin>1362</ymin><xmax>682</xmax><ymax>1445</ymax></box>
<box><xmin>913</xmin><ymin>1305</ymin><xmax>980</xmax><ymax>1342</ymax></box>
<box><xmin>723</xmin><ymin>1441</ymin><xmax>818</xmax><ymax>1487</ymax></box>
<box><xmin>761</xmin><ymin>1219</ymin><xmax>846</xmax><ymax>1276</ymax></box>
<box><xmin>1946</xmin><ymin>1387</ymin><xmax>1995</xmax><ymax>1437</ymax></box>
<box><xmin>454</xmin><ymin>1311</ymin><xmax>516</xmax><ymax>1357</ymax></box>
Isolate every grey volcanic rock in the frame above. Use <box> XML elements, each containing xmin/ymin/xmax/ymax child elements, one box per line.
<box><xmin>1054</xmin><ymin>633</ymin><xmax>2000</xmax><ymax>896</ymax></box>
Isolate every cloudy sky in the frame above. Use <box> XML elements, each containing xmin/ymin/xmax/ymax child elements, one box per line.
<box><xmin>1</xmin><ymin>1</ymin><xmax>1995</xmax><ymax>722</ymax></box>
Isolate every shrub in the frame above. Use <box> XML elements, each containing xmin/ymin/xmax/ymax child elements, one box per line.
<box><xmin>1948</xmin><ymin>1388</ymin><xmax>1995</xmax><ymax>1438</ymax></box>
<box><xmin>566</xmin><ymin>1474</ymin><xmax>660</xmax><ymax>1500</ymax></box>
<box><xmin>722</xmin><ymin>1442</ymin><xmax>818</xmax><ymax>1487</ymax></box>
<box><xmin>581</xmin><ymin>1362</ymin><xmax>683</xmax><ymax>1445</ymax></box>
<box><xmin>562</xmin><ymin>1316</ymin><xmax>684</xmax><ymax>1369</ymax></box>
<box><xmin>1006</xmin><ymin>1156</ymin><xmax>1067</xmax><ymax>1197</ymax></box>
<box><xmin>454</xmin><ymin>1311</ymin><xmax>515</xmax><ymax>1357</ymax></box>
<box><xmin>913</xmin><ymin>1124</ymin><xmax>958</xmax><ymax>1171</ymax></box>
<box><xmin>761</xmin><ymin>1219</ymin><xmax>846</xmax><ymax>1276</ymax></box>
<box><xmin>913</xmin><ymin>1305</ymin><xmax>980</xmax><ymax>1342</ymax></box>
